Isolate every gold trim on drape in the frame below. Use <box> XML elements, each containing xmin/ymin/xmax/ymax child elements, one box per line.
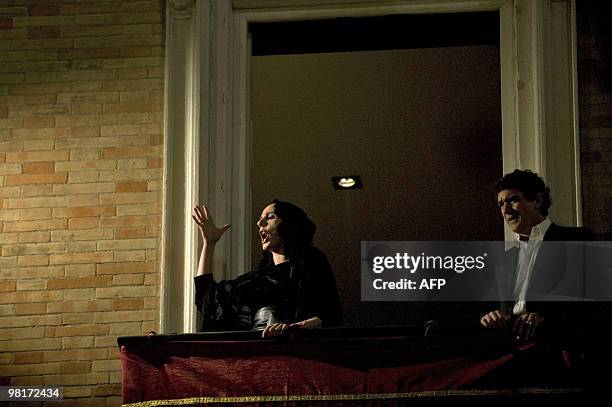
<box><xmin>122</xmin><ymin>387</ymin><xmax>585</xmax><ymax>406</ymax></box>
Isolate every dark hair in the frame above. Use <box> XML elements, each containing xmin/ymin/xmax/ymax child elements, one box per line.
<box><xmin>256</xmin><ymin>199</ymin><xmax>316</xmax><ymax>270</ymax></box>
<box><xmin>270</xmin><ymin>199</ymin><xmax>316</xmax><ymax>253</ymax></box>
<box><xmin>494</xmin><ymin>169</ymin><xmax>551</xmax><ymax>216</ymax></box>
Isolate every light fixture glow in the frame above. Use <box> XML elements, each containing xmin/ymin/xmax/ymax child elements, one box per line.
<box><xmin>332</xmin><ymin>175</ymin><xmax>362</xmax><ymax>190</ymax></box>
<box><xmin>338</xmin><ymin>178</ymin><xmax>356</xmax><ymax>188</ymax></box>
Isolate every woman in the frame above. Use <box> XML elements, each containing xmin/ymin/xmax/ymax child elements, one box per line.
<box><xmin>193</xmin><ymin>199</ymin><xmax>342</xmax><ymax>337</ymax></box>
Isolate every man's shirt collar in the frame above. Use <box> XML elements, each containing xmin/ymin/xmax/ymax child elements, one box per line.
<box><xmin>515</xmin><ymin>217</ymin><xmax>552</xmax><ymax>246</ymax></box>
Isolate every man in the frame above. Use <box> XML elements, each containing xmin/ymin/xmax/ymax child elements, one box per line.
<box><xmin>480</xmin><ymin>169</ymin><xmax>594</xmax><ymax>341</ymax></box>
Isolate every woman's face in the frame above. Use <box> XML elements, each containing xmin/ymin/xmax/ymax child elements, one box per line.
<box><xmin>257</xmin><ymin>203</ymin><xmax>284</xmax><ymax>253</ymax></box>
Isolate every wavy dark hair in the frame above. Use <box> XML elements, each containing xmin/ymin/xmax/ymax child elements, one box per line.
<box><xmin>257</xmin><ymin>199</ymin><xmax>316</xmax><ymax>269</ymax></box>
<box><xmin>494</xmin><ymin>169</ymin><xmax>552</xmax><ymax>216</ymax></box>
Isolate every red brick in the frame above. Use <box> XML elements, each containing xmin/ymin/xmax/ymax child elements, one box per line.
<box><xmin>100</xmin><ymin>215</ymin><xmax>149</xmax><ymax>227</ymax></box>
<box><xmin>44</xmin><ymin>349</ymin><xmax>106</xmax><ymax>363</ymax></box>
<box><xmin>13</xmin><ymin>352</ymin><xmax>44</xmax><ymax>364</ymax></box>
<box><xmin>23</xmin><ymin>116</ymin><xmax>54</xmax><ymax>127</ymax></box>
<box><xmin>50</xmin><ymin>252</ymin><xmax>112</xmax><ymax>265</ymax></box>
<box><xmin>27</xmin><ymin>26</ymin><xmax>60</xmax><ymax>39</ymax></box>
<box><xmin>97</xmin><ymin>262</ymin><xmax>155</xmax><ymax>275</ymax></box>
<box><xmin>47</xmin><ymin>276</ymin><xmax>112</xmax><ymax>290</ymax></box>
<box><xmin>149</xmin><ymin>134</ymin><xmax>162</xmax><ymax>145</ymax></box>
<box><xmin>15</xmin><ymin>303</ymin><xmax>47</xmax><ymax>315</ymax></box>
<box><xmin>29</xmin><ymin>5</ymin><xmax>60</xmax><ymax>16</ymax></box>
<box><xmin>47</xmin><ymin>324</ymin><xmax>108</xmax><ymax>337</ymax></box>
<box><xmin>58</xmin><ymin>48</ymin><xmax>120</xmax><ymax>60</ymax></box>
<box><xmin>93</xmin><ymin>384</ymin><xmax>121</xmax><ymax>397</ymax></box>
<box><xmin>0</xmin><ymin>281</ymin><xmax>16</xmax><ymax>292</ymax></box>
<box><xmin>0</xmin><ymin>18</ymin><xmax>12</xmax><ymax>30</ymax></box>
<box><xmin>116</xmin><ymin>180</ymin><xmax>147</xmax><ymax>193</ymax></box>
<box><xmin>111</xmin><ymin>298</ymin><xmax>144</xmax><ymax>311</ymax></box>
<box><xmin>102</xmin><ymin>146</ymin><xmax>160</xmax><ymax>158</ymax></box>
<box><xmin>118</xmin><ymin>68</ymin><xmax>147</xmax><ymax>80</ymax></box>
<box><xmin>4</xmin><ymin>173</ymin><xmax>67</xmax><ymax>186</ymax></box>
<box><xmin>54</xmin><ymin>206</ymin><xmax>115</xmax><ymax>218</ymax></box>
<box><xmin>6</xmin><ymin>150</ymin><xmax>69</xmax><ymax>163</ymax></box>
<box><xmin>47</xmin><ymin>300</ymin><xmax>111</xmax><ymax>313</ymax></box>
<box><xmin>22</xmin><ymin>94</ymin><xmax>57</xmax><ymax>105</ymax></box>
<box><xmin>116</xmin><ymin>227</ymin><xmax>145</xmax><ymax>239</ymax></box>
<box><xmin>147</xmin><ymin>157</ymin><xmax>162</xmax><ymax>168</ymax></box>
<box><xmin>146</xmin><ymin>224</ymin><xmax>160</xmax><ymax>238</ymax></box>
<box><xmin>68</xmin><ymin>217</ymin><xmax>99</xmax><ymax>230</ymax></box>
<box><xmin>23</xmin><ymin>162</ymin><xmax>54</xmax><ymax>174</ymax></box>
<box><xmin>59</xmin><ymin>361</ymin><xmax>91</xmax><ymax>374</ymax></box>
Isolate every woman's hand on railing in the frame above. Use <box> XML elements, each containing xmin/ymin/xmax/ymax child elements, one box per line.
<box><xmin>261</xmin><ymin>317</ymin><xmax>322</xmax><ymax>338</ymax></box>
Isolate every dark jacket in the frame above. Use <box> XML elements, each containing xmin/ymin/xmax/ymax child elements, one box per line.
<box><xmin>194</xmin><ymin>246</ymin><xmax>342</xmax><ymax>331</ymax></box>
<box><xmin>497</xmin><ymin>223</ymin><xmax>595</xmax><ymax>339</ymax></box>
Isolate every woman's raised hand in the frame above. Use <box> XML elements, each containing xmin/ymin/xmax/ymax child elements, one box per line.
<box><xmin>192</xmin><ymin>204</ymin><xmax>231</xmax><ymax>244</ymax></box>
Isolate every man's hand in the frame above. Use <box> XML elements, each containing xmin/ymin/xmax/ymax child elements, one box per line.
<box><xmin>513</xmin><ymin>312</ymin><xmax>543</xmax><ymax>341</ymax></box>
<box><xmin>480</xmin><ymin>310</ymin><xmax>510</xmax><ymax>329</ymax></box>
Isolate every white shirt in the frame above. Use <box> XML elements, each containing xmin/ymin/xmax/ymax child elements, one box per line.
<box><xmin>512</xmin><ymin>218</ymin><xmax>552</xmax><ymax>315</ymax></box>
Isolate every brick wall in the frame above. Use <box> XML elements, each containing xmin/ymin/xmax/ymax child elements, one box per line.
<box><xmin>577</xmin><ymin>0</ymin><xmax>612</xmax><ymax>239</ymax></box>
<box><xmin>0</xmin><ymin>1</ymin><xmax>164</xmax><ymax>405</ymax></box>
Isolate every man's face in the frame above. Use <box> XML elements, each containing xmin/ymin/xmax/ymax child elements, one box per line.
<box><xmin>497</xmin><ymin>189</ymin><xmax>545</xmax><ymax>238</ymax></box>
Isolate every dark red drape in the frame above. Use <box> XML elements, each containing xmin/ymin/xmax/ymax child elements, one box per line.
<box><xmin>120</xmin><ymin>330</ymin><xmax>589</xmax><ymax>406</ymax></box>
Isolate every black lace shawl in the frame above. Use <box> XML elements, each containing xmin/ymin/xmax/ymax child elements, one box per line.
<box><xmin>194</xmin><ymin>246</ymin><xmax>342</xmax><ymax>331</ymax></box>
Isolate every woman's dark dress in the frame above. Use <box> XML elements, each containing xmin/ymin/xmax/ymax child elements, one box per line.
<box><xmin>194</xmin><ymin>246</ymin><xmax>342</xmax><ymax>331</ymax></box>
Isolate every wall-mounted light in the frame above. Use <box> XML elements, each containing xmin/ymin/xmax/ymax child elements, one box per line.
<box><xmin>332</xmin><ymin>175</ymin><xmax>362</xmax><ymax>190</ymax></box>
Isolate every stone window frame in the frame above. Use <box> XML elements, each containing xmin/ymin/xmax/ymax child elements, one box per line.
<box><xmin>161</xmin><ymin>0</ymin><xmax>582</xmax><ymax>333</ymax></box>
